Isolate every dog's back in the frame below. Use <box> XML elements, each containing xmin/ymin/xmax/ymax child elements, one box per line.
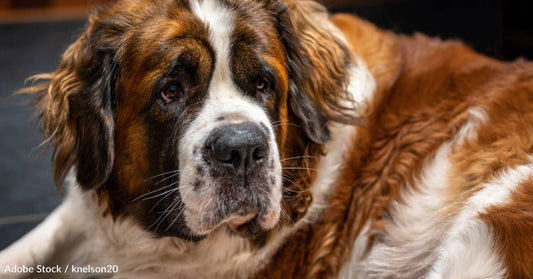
<box><xmin>259</xmin><ymin>14</ymin><xmax>533</xmax><ymax>279</ymax></box>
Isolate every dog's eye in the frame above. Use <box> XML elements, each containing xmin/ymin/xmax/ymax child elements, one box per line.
<box><xmin>256</xmin><ymin>77</ymin><xmax>270</xmax><ymax>93</ymax></box>
<box><xmin>161</xmin><ymin>82</ymin><xmax>183</xmax><ymax>103</ymax></box>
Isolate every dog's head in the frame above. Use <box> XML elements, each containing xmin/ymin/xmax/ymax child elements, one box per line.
<box><xmin>27</xmin><ymin>0</ymin><xmax>353</xmax><ymax>241</ymax></box>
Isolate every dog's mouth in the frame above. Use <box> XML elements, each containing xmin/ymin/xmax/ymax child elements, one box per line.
<box><xmin>189</xmin><ymin>204</ymin><xmax>281</xmax><ymax>238</ymax></box>
<box><xmin>231</xmin><ymin>207</ymin><xmax>280</xmax><ymax>236</ymax></box>
<box><xmin>226</xmin><ymin>213</ymin><xmax>257</xmax><ymax>234</ymax></box>
<box><xmin>183</xmin><ymin>191</ymin><xmax>282</xmax><ymax>238</ymax></box>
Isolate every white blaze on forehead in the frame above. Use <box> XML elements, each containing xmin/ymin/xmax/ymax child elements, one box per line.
<box><xmin>191</xmin><ymin>0</ymin><xmax>235</xmax><ymax>92</ymax></box>
<box><xmin>188</xmin><ymin>0</ymin><xmax>275</xmax><ymax>130</ymax></box>
<box><xmin>190</xmin><ymin>0</ymin><xmax>272</xmax><ymax>122</ymax></box>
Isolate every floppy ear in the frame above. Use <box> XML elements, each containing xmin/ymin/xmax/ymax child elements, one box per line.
<box><xmin>271</xmin><ymin>0</ymin><xmax>357</xmax><ymax>144</ymax></box>
<box><xmin>22</xmin><ymin>12</ymin><xmax>123</xmax><ymax>190</ymax></box>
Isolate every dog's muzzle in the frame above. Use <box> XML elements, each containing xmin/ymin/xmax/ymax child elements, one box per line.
<box><xmin>199</xmin><ymin>122</ymin><xmax>278</xmax><ymax>236</ymax></box>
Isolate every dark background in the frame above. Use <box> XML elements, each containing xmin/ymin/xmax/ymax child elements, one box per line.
<box><xmin>1</xmin><ymin>0</ymin><xmax>532</xmax><ymax>249</ymax></box>
<box><xmin>334</xmin><ymin>0</ymin><xmax>533</xmax><ymax>61</ymax></box>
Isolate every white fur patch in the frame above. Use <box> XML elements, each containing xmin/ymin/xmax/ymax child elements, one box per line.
<box><xmin>344</xmin><ymin>137</ymin><xmax>456</xmax><ymax>279</ymax></box>
<box><xmin>303</xmin><ymin>61</ymin><xmax>376</xmax><ymax>227</ymax></box>
<box><xmin>426</xmin><ymin>162</ymin><xmax>533</xmax><ymax>278</ymax></box>
<box><xmin>339</xmin><ymin>108</ymin><xmax>511</xmax><ymax>278</ymax></box>
<box><xmin>301</xmin><ymin>62</ymin><xmax>376</xmax><ymax>225</ymax></box>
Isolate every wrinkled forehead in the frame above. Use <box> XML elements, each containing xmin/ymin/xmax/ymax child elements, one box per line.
<box><xmin>118</xmin><ymin>0</ymin><xmax>287</xmax><ymax>99</ymax></box>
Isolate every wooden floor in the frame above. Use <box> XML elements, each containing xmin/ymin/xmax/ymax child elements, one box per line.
<box><xmin>0</xmin><ymin>0</ymin><xmax>369</xmax><ymax>24</ymax></box>
<box><xmin>0</xmin><ymin>0</ymin><xmax>113</xmax><ymax>23</ymax></box>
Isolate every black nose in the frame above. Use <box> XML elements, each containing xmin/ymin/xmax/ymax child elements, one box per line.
<box><xmin>207</xmin><ymin>122</ymin><xmax>269</xmax><ymax>171</ymax></box>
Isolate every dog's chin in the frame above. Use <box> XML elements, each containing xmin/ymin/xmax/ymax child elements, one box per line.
<box><xmin>185</xmin><ymin>204</ymin><xmax>281</xmax><ymax>240</ymax></box>
<box><xmin>179</xmin><ymin>165</ymin><xmax>283</xmax><ymax>240</ymax></box>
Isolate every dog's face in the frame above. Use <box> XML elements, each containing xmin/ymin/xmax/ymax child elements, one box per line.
<box><xmin>29</xmin><ymin>0</ymin><xmax>353</xmax><ymax>242</ymax></box>
<box><xmin>111</xmin><ymin>0</ymin><xmax>289</xmax><ymax>240</ymax></box>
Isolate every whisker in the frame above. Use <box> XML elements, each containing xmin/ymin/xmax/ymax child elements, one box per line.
<box><xmin>271</xmin><ymin>120</ymin><xmax>303</xmax><ymax>129</ymax></box>
<box><xmin>165</xmin><ymin>206</ymin><xmax>186</xmax><ymax>231</ymax></box>
<box><xmin>282</xmin><ymin>176</ymin><xmax>309</xmax><ymax>192</ymax></box>
<box><xmin>157</xmin><ymin>186</ymin><xmax>193</xmax><ymax>214</ymax></box>
<box><xmin>143</xmin><ymin>170</ymin><xmax>180</xmax><ymax>182</ymax></box>
<box><xmin>272</xmin><ymin>122</ymin><xmax>302</xmax><ymax>129</ymax></box>
<box><xmin>134</xmin><ymin>180</ymin><xmax>186</xmax><ymax>203</ymax></box>
<box><xmin>280</xmin><ymin>155</ymin><xmax>316</xmax><ymax>162</ymax></box>
<box><xmin>280</xmin><ymin>199</ymin><xmax>294</xmax><ymax>225</ymax></box>
<box><xmin>151</xmin><ymin>198</ymin><xmax>181</xmax><ymax>232</ymax></box>
<box><xmin>282</xmin><ymin>167</ymin><xmax>320</xmax><ymax>172</ymax></box>
<box><xmin>155</xmin><ymin>186</ymin><xmax>197</xmax><ymax>231</ymax></box>
<box><xmin>282</xmin><ymin>186</ymin><xmax>309</xmax><ymax>194</ymax></box>
<box><xmin>147</xmin><ymin>199</ymin><xmax>175</xmax><ymax>231</ymax></box>
<box><xmin>282</xmin><ymin>176</ymin><xmax>297</xmax><ymax>185</ymax></box>
<box><xmin>148</xmin><ymin>187</ymin><xmax>179</xmax><ymax>213</ymax></box>
<box><xmin>142</xmin><ymin>186</ymin><xmax>180</xmax><ymax>202</ymax></box>
<box><xmin>163</xmin><ymin>186</ymin><xmax>196</xmax><ymax>229</ymax></box>
<box><xmin>132</xmin><ymin>184</ymin><xmax>175</xmax><ymax>202</ymax></box>
<box><xmin>153</xmin><ymin>172</ymin><xmax>181</xmax><ymax>186</ymax></box>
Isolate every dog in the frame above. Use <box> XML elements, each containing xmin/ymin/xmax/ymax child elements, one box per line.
<box><xmin>1</xmin><ymin>0</ymin><xmax>533</xmax><ymax>278</ymax></box>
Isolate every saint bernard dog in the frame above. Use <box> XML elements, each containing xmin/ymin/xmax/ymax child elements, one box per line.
<box><xmin>1</xmin><ymin>0</ymin><xmax>533</xmax><ymax>278</ymax></box>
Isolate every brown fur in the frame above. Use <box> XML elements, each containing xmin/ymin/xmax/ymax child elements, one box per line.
<box><xmin>256</xmin><ymin>13</ymin><xmax>533</xmax><ymax>279</ymax></box>
<box><xmin>482</xmin><ymin>179</ymin><xmax>533</xmax><ymax>278</ymax></box>
<box><xmin>20</xmin><ymin>0</ymin><xmax>533</xmax><ymax>277</ymax></box>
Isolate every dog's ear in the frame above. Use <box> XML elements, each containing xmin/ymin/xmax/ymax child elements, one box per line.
<box><xmin>268</xmin><ymin>0</ymin><xmax>357</xmax><ymax>144</ymax></box>
<box><xmin>21</xmin><ymin>10</ymin><xmax>125</xmax><ymax>190</ymax></box>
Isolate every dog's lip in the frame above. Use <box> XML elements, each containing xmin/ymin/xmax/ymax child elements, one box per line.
<box><xmin>191</xmin><ymin>209</ymin><xmax>281</xmax><ymax>236</ymax></box>
<box><xmin>190</xmin><ymin>212</ymin><xmax>257</xmax><ymax>235</ymax></box>
<box><xmin>258</xmin><ymin>207</ymin><xmax>280</xmax><ymax>229</ymax></box>
<box><xmin>227</xmin><ymin>213</ymin><xmax>257</xmax><ymax>234</ymax></box>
